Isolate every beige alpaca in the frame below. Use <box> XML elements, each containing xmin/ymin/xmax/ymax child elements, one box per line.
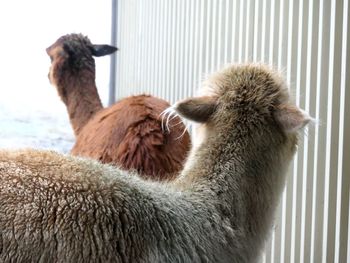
<box><xmin>0</xmin><ymin>63</ymin><xmax>310</xmax><ymax>262</ymax></box>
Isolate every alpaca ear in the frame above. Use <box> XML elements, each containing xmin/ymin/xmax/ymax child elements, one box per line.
<box><xmin>274</xmin><ymin>104</ymin><xmax>311</xmax><ymax>133</ymax></box>
<box><xmin>91</xmin><ymin>44</ymin><xmax>118</xmax><ymax>57</ymax></box>
<box><xmin>174</xmin><ymin>96</ymin><xmax>218</xmax><ymax>123</ymax></box>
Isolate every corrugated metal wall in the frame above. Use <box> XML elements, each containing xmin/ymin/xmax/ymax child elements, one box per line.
<box><xmin>114</xmin><ymin>0</ymin><xmax>350</xmax><ymax>262</ymax></box>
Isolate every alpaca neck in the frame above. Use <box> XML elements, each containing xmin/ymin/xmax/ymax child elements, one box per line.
<box><xmin>58</xmin><ymin>71</ymin><xmax>103</xmax><ymax>136</ymax></box>
<box><xmin>176</xmin><ymin>129</ymin><xmax>290</xmax><ymax>242</ymax></box>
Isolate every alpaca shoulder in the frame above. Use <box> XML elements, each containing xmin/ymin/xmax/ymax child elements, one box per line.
<box><xmin>72</xmin><ymin>95</ymin><xmax>190</xmax><ymax>179</ymax></box>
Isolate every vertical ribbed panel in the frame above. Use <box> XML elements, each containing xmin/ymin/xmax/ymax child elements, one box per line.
<box><xmin>115</xmin><ymin>0</ymin><xmax>350</xmax><ymax>262</ymax></box>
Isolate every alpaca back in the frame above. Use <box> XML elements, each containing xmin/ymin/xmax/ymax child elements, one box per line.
<box><xmin>0</xmin><ymin>149</ymin><xmax>235</xmax><ymax>262</ymax></box>
<box><xmin>71</xmin><ymin>95</ymin><xmax>190</xmax><ymax>180</ymax></box>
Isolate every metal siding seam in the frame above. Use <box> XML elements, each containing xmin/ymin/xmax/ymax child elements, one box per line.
<box><xmin>151</xmin><ymin>0</ymin><xmax>157</xmax><ymax>94</ymax></box>
<box><xmin>117</xmin><ymin>0</ymin><xmax>122</xmax><ymax>99</ymax></box>
<box><xmin>173</xmin><ymin>0</ymin><xmax>179</xmax><ymax>102</ymax></box>
<box><xmin>210</xmin><ymin>0</ymin><xmax>216</xmax><ymax>72</ymax></box>
<box><xmin>127</xmin><ymin>1</ymin><xmax>134</xmax><ymax>96</ymax></box>
<box><xmin>300</xmin><ymin>0</ymin><xmax>314</xmax><ymax>261</ymax></box>
<box><xmin>230</xmin><ymin>0</ymin><xmax>237</xmax><ymax>62</ymax></box>
<box><xmin>177</xmin><ymin>0</ymin><xmax>184</xmax><ymax>101</ymax></box>
<box><xmin>261</xmin><ymin>0</ymin><xmax>267</xmax><ymax>62</ymax></box>
<box><xmin>253</xmin><ymin>0</ymin><xmax>260</xmax><ymax>61</ymax></box>
<box><xmin>120</xmin><ymin>0</ymin><xmax>126</xmax><ymax>98</ymax></box>
<box><xmin>304</xmin><ymin>0</ymin><xmax>320</xmax><ymax>261</ymax></box>
<box><xmin>158</xmin><ymin>0</ymin><xmax>165</xmax><ymax>98</ymax></box>
<box><xmin>275</xmin><ymin>0</ymin><xmax>286</xmax><ymax>262</ymax></box>
<box><xmin>126</xmin><ymin>0</ymin><xmax>131</xmax><ymax>96</ymax></box>
<box><xmin>175</xmin><ymin>0</ymin><xmax>183</xmax><ymax>102</ymax></box>
<box><xmin>328</xmin><ymin>0</ymin><xmax>346</xmax><ymax>261</ymax></box>
<box><xmin>197</xmin><ymin>0</ymin><xmax>204</xmax><ymax>90</ymax></box>
<box><xmin>268</xmin><ymin>1</ymin><xmax>277</xmax><ymax>261</ymax></box>
<box><xmin>223</xmin><ymin>0</ymin><xmax>229</xmax><ymax>63</ymax></box>
<box><xmin>169</xmin><ymin>0</ymin><xmax>177</xmax><ymax>103</ymax></box>
<box><xmin>286</xmin><ymin>1</ymin><xmax>298</xmax><ymax>262</ymax></box>
<box><xmin>238</xmin><ymin>0</ymin><xmax>244</xmax><ymax>62</ymax></box>
<box><xmin>277</xmin><ymin>0</ymin><xmax>286</xmax><ymax>69</ymax></box>
<box><xmin>153</xmin><ymin>1</ymin><xmax>160</xmax><ymax>97</ymax></box>
<box><xmin>217</xmin><ymin>0</ymin><xmax>223</xmax><ymax>68</ymax></box>
<box><xmin>183</xmin><ymin>0</ymin><xmax>190</xmax><ymax>100</ymax></box>
<box><xmin>322</xmin><ymin>0</ymin><xmax>338</xmax><ymax>261</ymax></box>
<box><xmin>292</xmin><ymin>1</ymin><xmax>306</xmax><ymax>262</ymax></box>
<box><xmin>339</xmin><ymin>1</ymin><xmax>350</xmax><ymax>261</ymax></box>
<box><xmin>125</xmin><ymin>1</ymin><xmax>131</xmax><ymax>96</ymax></box>
<box><xmin>268</xmin><ymin>0</ymin><xmax>275</xmax><ymax>65</ymax></box>
<box><xmin>166</xmin><ymin>0</ymin><xmax>174</xmax><ymax>102</ymax></box>
<box><xmin>115</xmin><ymin>0</ymin><xmax>122</xmax><ymax>99</ymax></box>
<box><xmin>261</xmin><ymin>2</ymin><xmax>272</xmax><ymax>261</ymax></box>
<box><xmin>204</xmin><ymin>0</ymin><xmax>211</xmax><ymax>73</ymax></box>
<box><xmin>290</xmin><ymin>1</ymin><xmax>303</xmax><ymax>263</ymax></box>
<box><xmin>140</xmin><ymin>1</ymin><xmax>147</xmax><ymax>94</ymax></box>
<box><xmin>348</xmin><ymin>200</ymin><xmax>350</xmax><ymax>261</ymax></box>
<box><xmin>335</xmin><ymin>0</ymin><xmax>349</xmax><ymax>261</ymax></box>
<box><xmin>271</xmin><ymin>0</ymin><xmax>285</xmax><ymax>261</ymax></box>
<box><xmin>193</xmin><ymin>0</ymin><xmax>200</xmax><ymax>95</ymax></box>
<box><xmin>145</xmin><ymin>0</ymin><xmax>151</xmax><ymax>94</ymax></box>
<box><xmin>150</xmin><ymin>0</ymin><xmax>156</xmax><ymax>95</ymax></box>
<box><xmin>165</xmin><ymin>0</ymin><xmax>170</xmax><ymax>101</ymax></box>
<box><xmin>244</xmin><ymin>0</ymin><xmax>251</xmax><ymax>62</ymax></box>
<box><xmin>159</xmin><ymin>0</ymin><xmax>165</xmax><ymax>97</ymax></box>
<box><xmin>310</xmin><ymin>0</ymin><xmax>325</xmax><ymax>261</ymax></box>
<box><xmin>188</xmin><ymin>0</ymin><xmax>196</xmax><ymax>98</ymax></box>
<box><xmin>136</xmin><ymin>1</ymin><xmax>143</xmax><ymax>96</ymax></box>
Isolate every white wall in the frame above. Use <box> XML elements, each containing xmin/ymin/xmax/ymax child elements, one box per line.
<box><xmin>115</xmin><ymin>0</ymin><xmax>350</xmax><ymax>262</ymax></box>
<box><xmin>0</xmin><ymin>0</ymin><xmax>112</xmax><ymax>112</ymax></box>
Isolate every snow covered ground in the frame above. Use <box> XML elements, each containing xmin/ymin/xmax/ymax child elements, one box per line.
<box><xmin>0</xmin><ymin>0</ymin><xmax>112</xmax><ymax>154</ymax></box>
<box><xmin>0</xmin><ymin>103</ymin><xmax>75</xmax><ymax>153</ymax></box>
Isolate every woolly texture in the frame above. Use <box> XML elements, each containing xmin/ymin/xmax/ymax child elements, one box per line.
<box><xmin>46</xmin><ymin>33</ymin><xmax>191</xmax><ymax>180</ymax></box>
<box><xmin>0</xmin><ymin>63</ymin><xmax>310</xmax><ymax>262</ymax></box>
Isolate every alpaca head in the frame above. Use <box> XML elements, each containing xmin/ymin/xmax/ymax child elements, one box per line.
<box><xmin>174</xmin><ymin>63</ymin><xmax>310</xmax><ymax>163</ymax></box>
<box><xmin>46</xmin><ymin>33</ymin><xmax>117</xmax><ymax>99</ymax></box>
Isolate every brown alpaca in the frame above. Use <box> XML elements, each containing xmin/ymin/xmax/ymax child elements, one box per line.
<box><xmin>46</xmin><ymin>33</ymin><xmax>191</xmax><ymax>180</ymax></box>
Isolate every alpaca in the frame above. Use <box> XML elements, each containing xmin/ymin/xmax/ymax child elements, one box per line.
<box><xmin>46</xmin><ymin>33</ymin><xmax>191</xmax><ymax>180</ymax></box>
<box><xmin>0</xmin><ymin>63</ymin><xmax>310</xmax><ymax>262</ymax></box>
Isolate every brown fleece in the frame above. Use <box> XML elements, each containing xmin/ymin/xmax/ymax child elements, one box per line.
<box><xmin>47</xmin><ymin>33</ymin><xmax>191</xmax><ymax>180</ymax></box>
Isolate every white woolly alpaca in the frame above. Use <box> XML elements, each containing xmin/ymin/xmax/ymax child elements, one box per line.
<box><xmin>0</xmin><ymin>63</ymin><xmax>310</xmax><ymax>263</ymax></box>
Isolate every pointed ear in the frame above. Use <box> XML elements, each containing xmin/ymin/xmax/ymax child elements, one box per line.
<box><xmin>174</xmin><ymin>96</ymin><xmax>218</xmax><ymax>123</ymax></box>
<box><xmin>274</xmin><ymin>104</ymin><xmax>311</xmax><ymax>133</ymax></box>
<box><xmin>91</xmin><ymin>44</ymin><xmax>118</xmax><ymax>57</ymax></box>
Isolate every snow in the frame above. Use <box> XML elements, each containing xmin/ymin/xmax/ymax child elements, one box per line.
<box><xmin>0</xmin><ymin>0</ymin><xmax>112</xmax><ymax>154</ymax></box>
<box><xmin>0</xmin><ymin>103</ymin><xmax>75</xmax><ymax>153</ymax></box>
